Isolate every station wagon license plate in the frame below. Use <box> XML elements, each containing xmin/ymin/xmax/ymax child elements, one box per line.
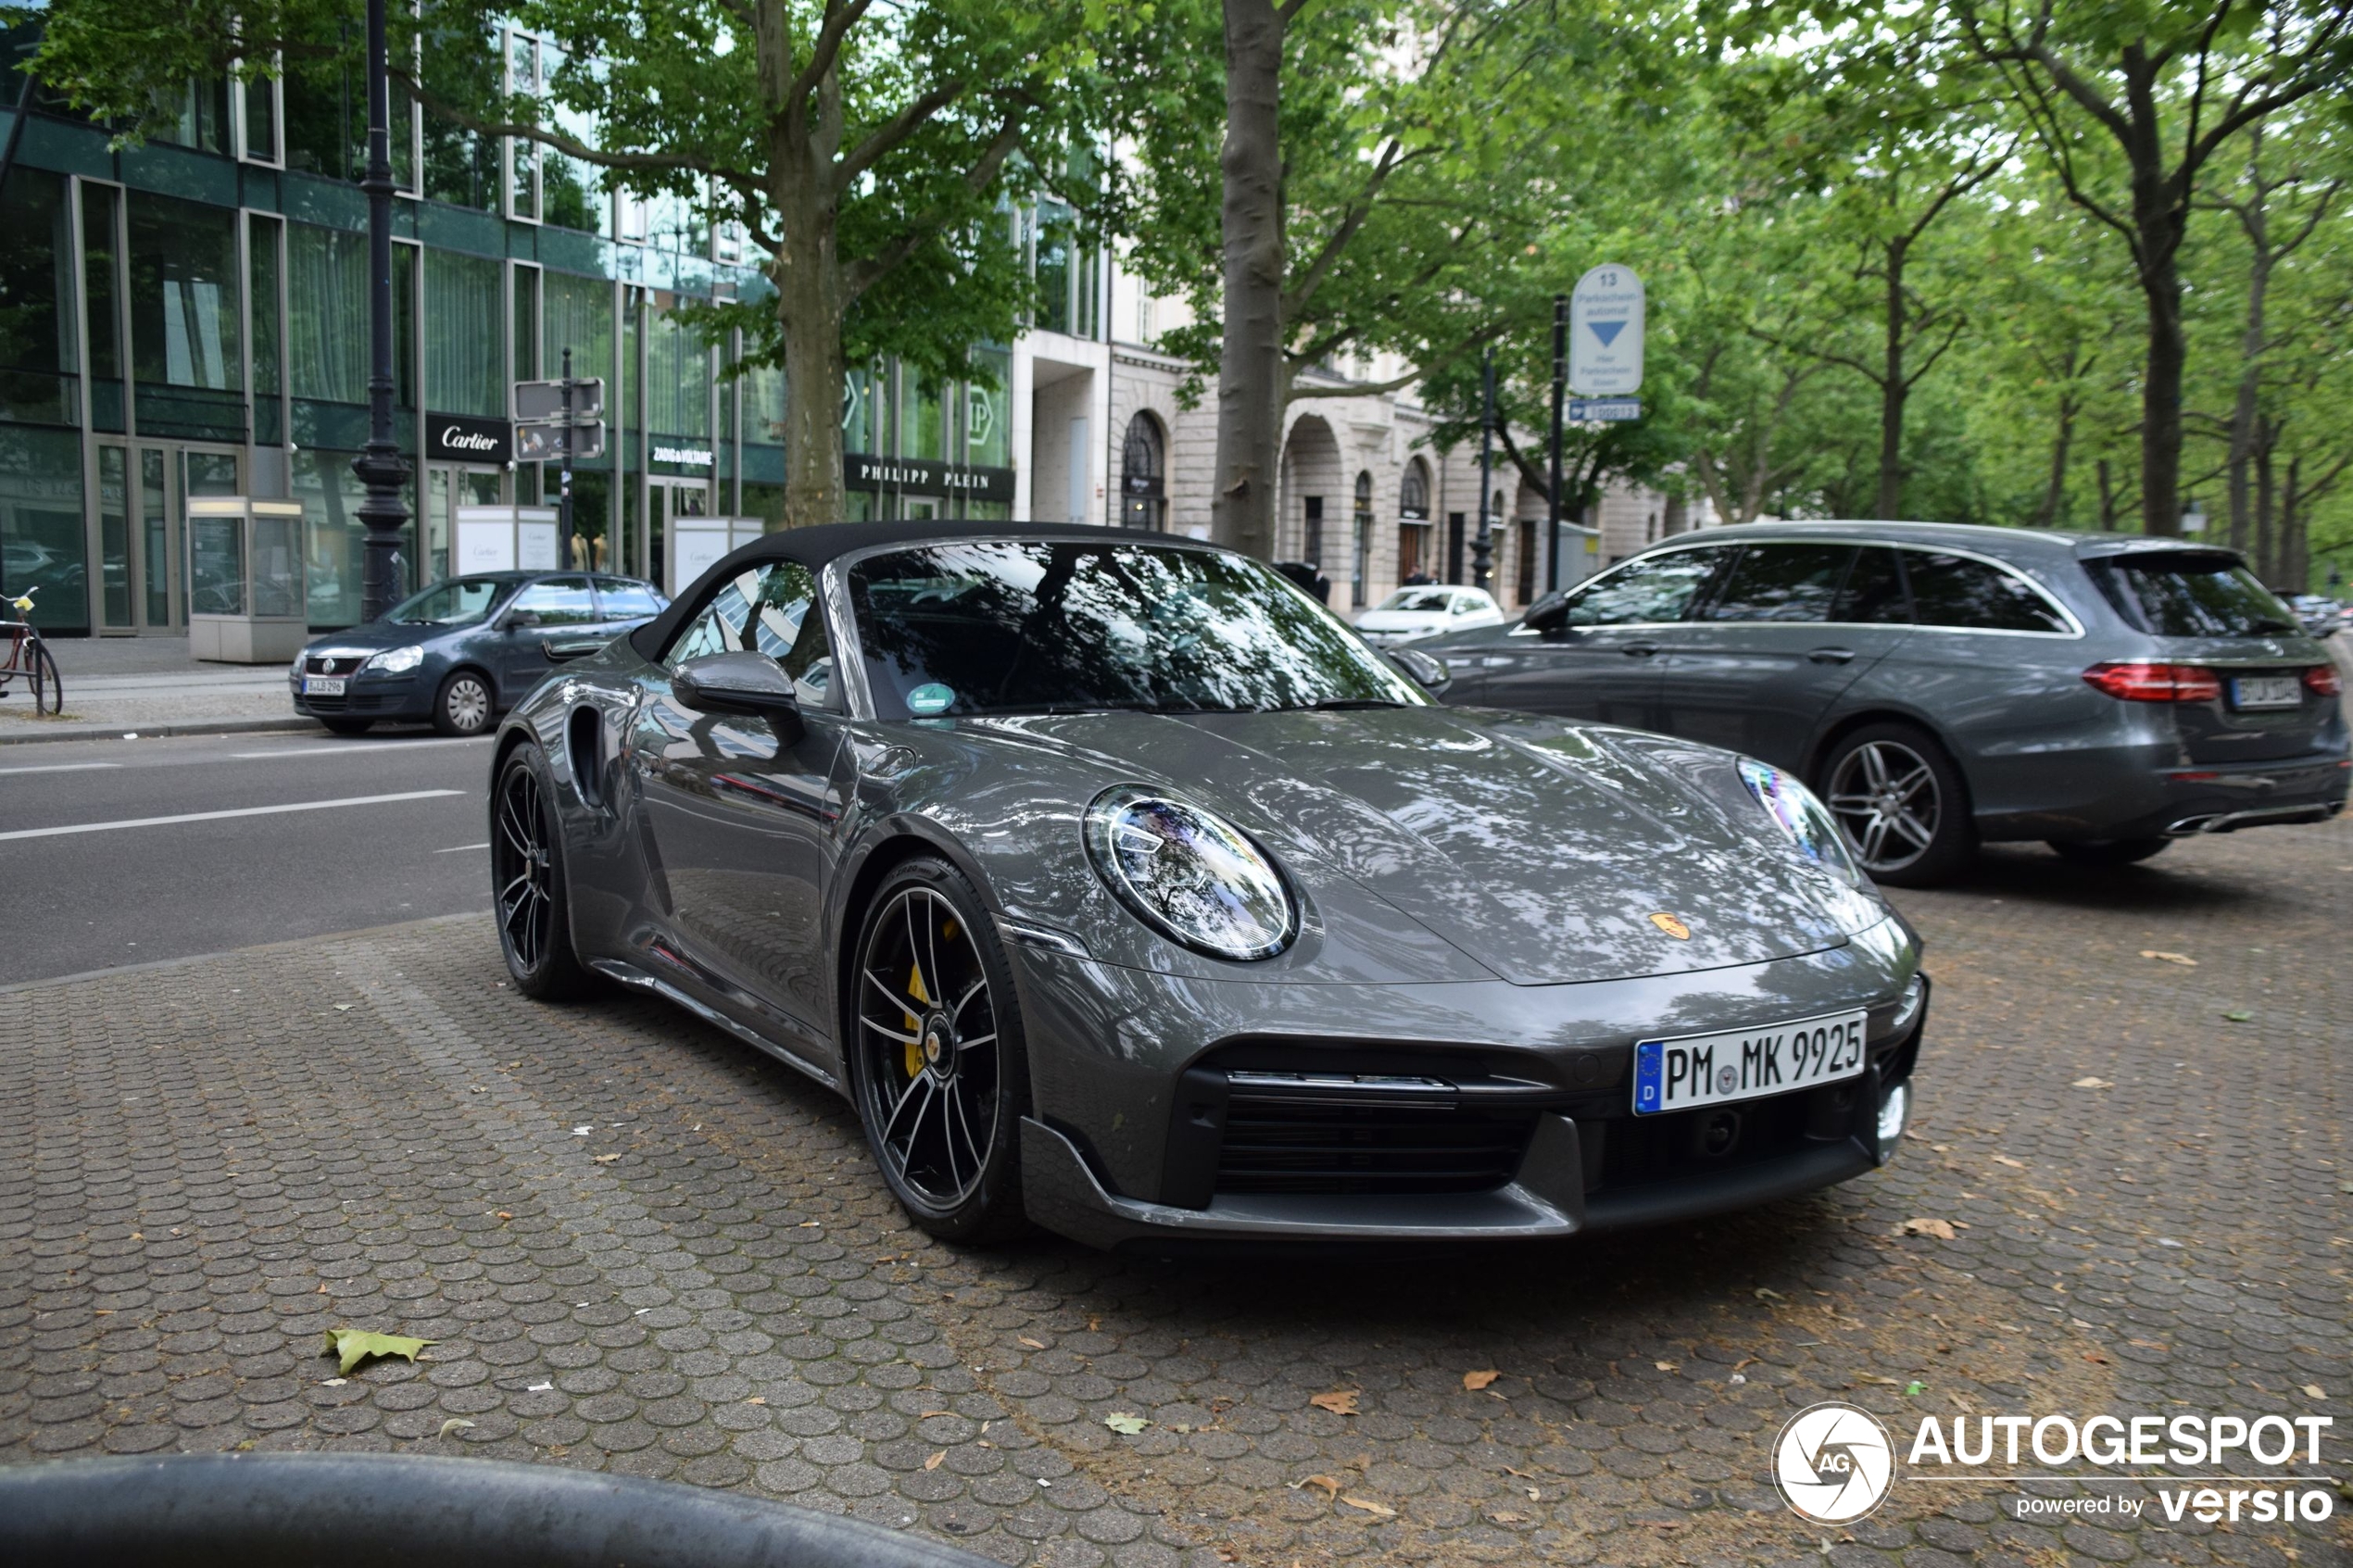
<box><xmin>2230</xmin><ymin>675</ymin><xmax>2301</xmax><ymax>710</ymax></box>
<box><xmin>1632</xmin><ymin>1010</ymin><xmax>1868</xmax><ymax>1115</ymax></box>
<box><xmin>304</xmin><ymin>676</ymin><xmax>346</xmax><ymax>696</ymax></box>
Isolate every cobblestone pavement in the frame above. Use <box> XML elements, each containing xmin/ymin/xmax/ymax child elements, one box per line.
<box><xmin>3</xmin><ymin>818</ymin><xmax>2347</xmax><ymax>1568</ymax></box>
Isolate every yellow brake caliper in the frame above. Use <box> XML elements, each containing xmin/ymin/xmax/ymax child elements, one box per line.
<box><xmin>903</xmin><ymin>960</ymin><xmax>930</xmax><ymax>1078</ymax></box>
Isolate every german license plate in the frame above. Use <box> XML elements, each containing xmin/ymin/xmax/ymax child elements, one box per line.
<box><xmin>304</xmin><ymin>676</ymin><xmax>346</xmax><ymax>696</ymax></box>
<box><xmin>2230</xmin><ymin>675</ymin><xmax>2301</xmax><ymax>710</ymax></box>
<box><xmin>1632</xmin><ymin>1010</ymin><xmax>1868</xmax><ymax>1115</ymax></box>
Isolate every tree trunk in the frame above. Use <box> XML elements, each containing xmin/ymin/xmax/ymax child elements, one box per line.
<box><xmin>1211</xmin><ymin>0</ymin><xmax>1287</xmax><ymax>559</ymax></box>
<box><xmin>2253</xmin><ymin>421</ymin><xmax>2277</xmax><ymax>582</ymax></box>
<box><xmin>2281</xmin><ymin>455</ymin><xmax>2306</xmax><ymax>589</ymax></box>
<box><xmin>1876</xmin><ymin>241</ymin><xmax>1906</xmax><ymax>520</ymax></box>
<box><xmin>2034</xmin><ymin>391</ymin><xmax>2076</xmax><ymax>528</ymax></box>
<box><xmin>772</xmin><ymin>207</ymin><xmax>849</xmax><ymax>529</ymax></box>
<box><xmin>2124</xmin><ymin>84</ymin><xmax>2188</xmax><ymax>537</ymax></box>
<box><xmin>2096</xmin><ymin>458</ymin><xmax>2118</xmax><ymax>530</ymax></box>
<box><xmin>2226</xmin><ymin>137</ymin><xmax>2271</xmax><ymax>555</ymax></box>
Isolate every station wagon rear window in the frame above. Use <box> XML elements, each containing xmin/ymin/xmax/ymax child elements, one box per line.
<box><xmin>2086</xmin><ymin>553</ymin><xmax>2301</xmax><ymax>639</ymax></box>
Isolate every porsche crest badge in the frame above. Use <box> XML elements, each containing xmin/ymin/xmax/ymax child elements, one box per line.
<box><xmin>1649</xmin><ymin>912</ymin><xmax>1692</xmax><ymax>940</ymax></box>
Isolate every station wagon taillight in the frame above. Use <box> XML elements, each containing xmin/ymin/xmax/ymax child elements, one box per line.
<box><xmin>2305</xmin><ymin>664</ymin><xmax>2344</xmax><ymax>697</ymax></box>
<box><xmin>2081</xmin><ymin>662</ymin><xmax>2223</xmax><ymax>702</ymax></box>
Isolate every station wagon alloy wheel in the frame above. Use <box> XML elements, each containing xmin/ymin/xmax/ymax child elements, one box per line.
<box><xmin>855</xmin><ymin>884</ymin><xmax>1004</xmax><ymax>1215</ymax></box>
<box><xmin>1826</xmin><ymin>739</ymin><xmax>1942</xmax><ymax>875</ymax></box>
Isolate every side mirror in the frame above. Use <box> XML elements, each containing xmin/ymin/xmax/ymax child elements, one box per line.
<box><xmin>503</xmin><ymin>608</ymin><xmax>543</xmax><ymax>631</ymax></box>
<box><xmin>672</xmin><ymin>650</ymin><xmax>805</xmax><ymax>738</ymax></box>
<box><xmin>1386</xmin><ymin>646</ymin><xmax>1452</xmax><ymax>694</ymax></box>
<box><xmin>1521</xmin><ymin>590</ymin><xmax>1569</xmax><ymax>633</ymax></box>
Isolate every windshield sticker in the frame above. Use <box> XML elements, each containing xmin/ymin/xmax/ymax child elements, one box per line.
<box><xmin>907</xmin><ymin>683</ymin><xmax>955</xmax><ymax>717</ymax></box>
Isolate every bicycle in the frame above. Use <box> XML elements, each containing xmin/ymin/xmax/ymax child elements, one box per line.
<box><xmin>0</xmin><ymin>584</ymin><xmax>62</xmax><ymax>716</ymax></box>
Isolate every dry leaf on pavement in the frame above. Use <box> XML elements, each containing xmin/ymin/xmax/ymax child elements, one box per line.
<box><xmin>321</xmin><ymin>1327</ymin><xmax>432</xmax><ymax>1375</ymax></box>
<box><xmin>1462</xmin><ymin>1370</ymin><xmax>1500</xmax><ymax>1390</ymax></box>
<box><xmin>1340</xmin><ymin>1496</ymin><xmax>1396</xmax><ymax>1518</ymax></box>
<box><xmin>1992</xmin><ymin>1155</ymin><xmax>2026</xmax><ymax>1168</ymax></box>
<box><xmin>1293</xmin><ymin>1474</ymin><xmax>1342</xmax><ymax>1499</ymax></box>
<box><xmin>1104</xmin><ymin>1413</ymin><xmax>1150</xmax><ymax>1435</ymax></box>
<box><xmin>1655</xmin><ymin>1361</ymin><xmax>1680</xmax><ymax>1373</ymax></box>
<box><xmin>1018</xmin><ymin>1336</ymin><xmax>1045</xmax><ymax>1349</ymax></box>
<box><xmin>2071</xmin><ymin>1076</ymin><xmax>2113</xmax><ymax>1088</ymax></box>
<box><xmin>1311</xmin><ymin>1389</ymin><xmax>1361</xmax><ymax>1416</ymax></box>
<box><xmin>924</xmin><ymin>1451</ymin><xmax>945</xmax><ymax>1470</ymax></box>
<box><xmin>2140</xmin><ymin>950</ymin><xmax>2196</xmax><ymax>966</ymax></box>
<box><xmin>2305</xmin><ymin>1385</ymin><xmax>2326</xmax><ymax>1399</ymax></box>
<box><xmin>435</xmin><ymin>1418</ymin><xmax>473</xmax><ymax>1440</ymax></box>
<box><xmin>1900</xmin><ymin>1217</ymin><xmax>1957</xmax><ymax>1240</ymax></box>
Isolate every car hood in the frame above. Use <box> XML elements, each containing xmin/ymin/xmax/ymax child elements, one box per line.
<box><xmin>302</xmin><ymin>621</ymin><xmax>469</xmax><ymax>655</ymax></box>
<box><xmin>972</xmin><ymin>707</ymin><xmax>1873</xmax><ymax>985</ymax></box>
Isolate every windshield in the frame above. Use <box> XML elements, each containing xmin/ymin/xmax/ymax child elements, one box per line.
<box><xmin>1378</xmin><ymin>589</ymin><xmax>1455</xmax><ymax>612</ymax></box>
<box><xmin>2090</xmin><ymin>554</ymin><xmax>2301</xmax><ymax>638</ymax></box>
<box><xmin>846</xmin><ymin>540</ymin><xmax>1427</xmax><ymax>719</ymax></box>
<box><xmin>388</xmin><ymin>577</ymin><xmax>509</xmax><ymax>626</ymax></box>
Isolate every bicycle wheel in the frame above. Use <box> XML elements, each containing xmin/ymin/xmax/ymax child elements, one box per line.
<box><xmin>27</xmin><ymin>637</ymin><xmax>60</xmax><ymax>716</ymax></box>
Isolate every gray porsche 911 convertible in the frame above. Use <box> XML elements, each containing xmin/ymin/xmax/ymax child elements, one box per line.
<box><xmin>488</xmin><ymin>521</ymin><xmax>1928</xmax><ymax>1248</ymax></box>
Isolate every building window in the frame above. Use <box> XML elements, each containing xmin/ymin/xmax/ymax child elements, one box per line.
<box><xmin>1396</xmin><ymin>458</ymin><xmax>1431</xmax><ymax>583</ymax></box>
<box><xmin>966</xmin><ymin>348</ymin><xmax>1009</xmax><ymax>468</ymax></box>
<box><xmin>1121</xmin><ymin>412</ymin><xmax>1164</xmax><ymax>531</ymax></box>
<box><xmin>1302</xmin><ymin>495</ymin><xmax>1323</xmax><ymax>571</ymax></box>
<box><xmin>0</xmin><ymin>170</ymin><xmax>77</xmax><ymax>430</ymax></box>
<box><xmin>424</xmin><ymin>249</ymin><xmax>503</xmax><ymax>419</ymax></box>
<box><xmin>1352</xmin><ymin>470</ymin><xmax>1373</xmax><ymax>609</ymax></box>
<box><xmin>1516</xmin><ymin>518</ymin><xmax>1537</xmax><ymax>604</ymax></box>
<box><xmin>541</xmin><ymin>270</ymin><xmax>614</xmax><ymax>401</ymax></box>
<box><xmin>129</xmin><ymin>193</ymin><xmax>245</xmax><ymax>442</ymax></box>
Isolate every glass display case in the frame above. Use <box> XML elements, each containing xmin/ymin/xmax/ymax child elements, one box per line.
<box><xmin>186</xmin><ymin>497</ymin><xmax>308</xmax><ymax>662</ymax></box>
<box><xmin>453</xmin><ymin>505</ymin><xmax>561</xmax><ymax>574</ymax></box>
<box><xmin>664</xmin><ymin>516</ymin><xmax>766</xmax><ymax>597</ymax></box>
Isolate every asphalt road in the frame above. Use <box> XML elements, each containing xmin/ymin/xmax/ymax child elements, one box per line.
<box><xmin>0</xmin><ymin>731</ymin><xmax>496</xmax><ymax>985</ymax></box>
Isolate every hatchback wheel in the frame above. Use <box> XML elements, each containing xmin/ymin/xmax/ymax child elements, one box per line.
<box><xmin>2048</xmin><ymin>836</ymin><xmax>2170</xmax><ymax>867</ymax></box>
<box><xmin>1818</xmin><ymin>722</ymin><xmax>1975</xmax><ymax>886</ymax></box>
<box><xmin>491</xmin><ymin>744</ymin><xmax>591</xmax><ymax>998</ymax></box>
<box><xmin>434</xmin><ymin>670</ymin><xmax>495</xmax><ymax>736</ymax></box>
<box><xmin>848</xmin><ymin>858</ymin><xmax>1031</xmax><ymax>1243</ymax></box>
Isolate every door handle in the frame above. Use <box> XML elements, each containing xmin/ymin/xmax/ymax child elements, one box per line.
<box><xmin>1622</xmin><ymin>643</ymin><xmax>1659</xmax><ymax>659</ymax></box>
<box><xmin>1808</xmin><ymin>647</ymin><xmax>1856</xmax><ymax>664</ymax></box>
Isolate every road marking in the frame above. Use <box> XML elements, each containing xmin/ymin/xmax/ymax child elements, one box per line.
<box><xmin>0</xmin><ymin>789</ymin><xmax>466</xmax><ymax>843</ymax></box>
<box><xmin>0</xmin><ymin>761</ymin><xmax>125</xmax><ymax>777</ymax></box>
<box><xmin>434</xmin><ymin>842</ymin><xmax>491</xmax><ymax>854</ymax></box>
<box><xmin>229</xmin><ymin>738</ymin><xmax>490</xmax><ymax>759</ymax></box>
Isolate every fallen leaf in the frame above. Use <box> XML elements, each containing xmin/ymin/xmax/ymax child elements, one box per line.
<box><xmin>333</xmin><ymin>1003</ymin><xmax>354</xmax><ymax>1011</ymax></box>
<box><xmin>436</xmin><ymin>1418</ymin><xmax>474</xmax><ymax>1440</ymax></box>
<box><xmin>1293</xmin><ymin>1474</ymin><xmax>1342</xmax><ymax>1499</ymax></box>
<box><xmin>745</xmin><ymin>1396</ymin><xmax>766</xmax><ymax>1405</ymax></box>
<box><xmin>592</xmin><ymin>1153</ymin><xmax>623</xmax><ymax>1163</ymax></box>
<box><xmin>925</xmin><ymin>1451</ymin><xmax>946</xmax><ymax>1470</ymax></box>
<box><xmin>917</xmin><ymin>1410</ymin><xmax>949</xmax><ymax>1419</ymax></box>
<box><xmin>495</xmin><ymin>1210</ymin><xmax>512</xmax><ymax>1221</ymax></box>
<box><xmin>321</xmin><ymin>1327</ymin><xmax>432</xmax><ymax>1375</ymax></box>
<box><xmin>1992</xmin><ymin>1155</ymin><xmax>2026</xmax><ymax>1169</ymax></box>
<box><xmin>2140</xmin><ymin>949</ymin><xmax>2196</xmax><ymax>966</ymax></box>
<box><xmin>1904</xmin><ymin>1381</ymin><xmax>1927</xmax><ymax>1397</ymax></box>
<box><xmin>2071</xmin><ymin>1076</ymin><xmax>2113</xmax><ymax>1089</ymax></box>
<box><xmin>1755</xmin><ymin>1287</ymin><xmax>1785</xmax><ymax>1301</ymax></box>
<box><xmin>1654</xmin><ymin>1361</ymin><xmax>1680</xmax><ymax>1373</ymax></box>
<box><xmin>1018</xmin><ymin>1336</ymin><xmax>1046</xmax><ymax>1349</ymax></box>
<box><xmin>1504</xmin><ymin>1465</ymin><xmax>1538</xmax><ymax>1479</ymax></box>
<box><xmin>1311</xmin><ymin>1389</ymin><xmax>1361</xmax><ymax>1416</ymax></box>
<box><xmin>2223</xmin><ymin>1010</ymin><xmax>2253</xmax><ymax>1022</ymax></box>
<box><xmin>1104</xmin><ymin>1412</ymin><xmax>1151</xmax><ymax>1436</ymax></box>
<box><xmin>2304</xmin><ymin>1385</ymin><xmax>2326</xmax><ymax>1399</ymax></box>
<box><xmin>1900</xmin><ymin>1217</ymin><xmax>1957</xmax><ymax>1239</ymax></box>
<box><xmin>1340</xmin><ymin>1496</ymin><xmax>1396</xmax><ymax>1519</ymax></box>
<box><xmin>1463</xmin><ymin>1370</ymin><xmax>1500</xmax><ymax>1390</ymax></box>
<box><xmin>1491</xmin><ymin>1510</ymin><xmax>1527</xmax><ymax>1524</ymax></box>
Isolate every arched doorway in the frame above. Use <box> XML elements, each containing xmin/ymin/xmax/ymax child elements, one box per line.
<box><xmin>1121</xmin><ymin>412</ymin><xmax>1165</xmax><ymax>530</ymax></box>
<box><xmin>1397</xmin><ymin>458</ymin><xmax>1432</xmax><ymax>583</ymax></box>
<box><xmin>1277</xmin><ymin>414</ymin><xmax>1342</xmax><ymax>571</ymax></box>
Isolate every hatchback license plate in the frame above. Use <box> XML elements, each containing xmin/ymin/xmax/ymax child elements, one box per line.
<box><xmin>2230</xmin><ymin>675</ymin><xmax>2301</xmax><ymax>710</ymax></box>
<box><xmin>1632</xmin><ymin>1010</ymin><xmax>1868</xmax><ymax>1115</ymax></box>
<box><xmin>304</xmin><ymin>676</ymin><xmax>346</xmax><ymax>696</ymax></box>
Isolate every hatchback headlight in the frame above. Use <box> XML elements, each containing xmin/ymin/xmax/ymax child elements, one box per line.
<box><xmin>1739</xmin><ymin>759</ymin><xmax>1860</xmax><ymax>884</ymax></box>
<box><xmin>362</xmin><ymin>644</ymin><xmax>425</xmax><ymax>675</ymax></box>
<box><xmin>1083</xmin><ymin>787</ymin><xmax>1298</xmax><ymax>960</ymax></box>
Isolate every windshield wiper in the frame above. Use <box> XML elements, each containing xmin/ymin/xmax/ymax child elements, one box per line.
<box><xmin>1278</xmin><ymin>698</ymin><xmax>1409</xmax><ymax>711</ymax></box>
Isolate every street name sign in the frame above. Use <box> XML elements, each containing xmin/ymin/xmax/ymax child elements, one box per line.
<box><xmin>1569</xmin><ymin>265</ymin><xmax>1644</xmax><ymax>395</ymax></box>
<box><xmin>515</xmin><ymin>420</ymin><xmax>607</xmax><ymax>462</ymax></box>
<box><xmin>1568</xmin><ymin>397</ymin><xmax>1643</xmax><ymax>422</ymax></box>
<box><xmin>513</xmin><ymin>377</ymin><xmax>607</xmax><ymax>424</ymax></box>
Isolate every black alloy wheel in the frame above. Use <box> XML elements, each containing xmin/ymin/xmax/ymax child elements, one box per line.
<box><xmin>434</xmin><ymin>669</ymin><xmax>496</xmax><ymax>736</ymax></box>
<box><xmin>2048</xmin><ymin>835</ymin><xmax>2171</xmax><ymax>866</ymax></box>
<box><xmin>849</xmin><ymin>859</ymin><xmax>1030</xmax><ymax>1242</ymax></box>
<box><xmin>491</xmin><ymin>745</ymin><xmax>590</xmax><ymax>998</ymax></box>
<box><xmin>1818</xmin><ymin>721</ymin><xmax>1976</xmax><ymax>887</ymax></box>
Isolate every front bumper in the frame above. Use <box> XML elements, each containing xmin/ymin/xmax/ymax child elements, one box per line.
<box><xmin>290</xmin><ymin>672</ymin><xmax>429</xmax><ymax>721</ymax></box>
<box><xmin>1010</xmin><ymin>916</ymin><xmax>1925</xmax><ymax>1248</ymax></box>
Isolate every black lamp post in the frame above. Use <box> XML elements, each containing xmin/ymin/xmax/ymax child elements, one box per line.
<box><xmin>353</xmin><ymin>0</ymin><xmax>410</xmax><ymax>623</ymax></box>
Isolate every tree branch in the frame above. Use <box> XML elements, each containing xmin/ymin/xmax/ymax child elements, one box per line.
<box><xmin>787</xmin><ymin>0</ymin><xmax>877</xmax><ymax>122</ymax></box>
<box><xmin>831</xmin><ymin>79</ymin><xmax>974</xmax><ymax>194</ymax></box>
<box><xmin>842</xmin><ymin>110</ymin><xmax>1024</xmax><ymax>303</ymax></box>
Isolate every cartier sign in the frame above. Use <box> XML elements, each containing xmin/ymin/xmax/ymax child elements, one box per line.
<box><xmin>427</xmin><ymin>413</ymin><xmax>512</xmax><ymax>464</ymax></box>
<box><xmin>845</xmin><ymin>455</ymin><xmax>1015</xmax><ymax>505</ymax></box>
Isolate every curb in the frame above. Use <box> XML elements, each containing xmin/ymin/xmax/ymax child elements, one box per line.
<box><xmin>0</xmin><ymin>715</ymin><xmax>326</xmax><ymax>747</ymax></box>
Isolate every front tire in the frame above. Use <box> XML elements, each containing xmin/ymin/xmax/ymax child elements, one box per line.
<box><xmin>2048</xmin><ymin>836</ymin><xmax>2171</xmax><ymax>866</ymax></box>
<box><xmin>491</xmin><ymin>743</ymin><xmax>591</xmax><ymax>999</ymax></box>
<box><xmin>434</xmin><ymin>669</ymin><xmax>496</xmax><ymax>736</ymax></box>
<box><xmin>1818</xmin><ymin>722</ymin><xmax>1976</xmax><ymax>887</ymax></box>
<box><xmin>846</xmin><ymin>857</ymin><xmax>1032</xmax><ymax>1243</ymax></box>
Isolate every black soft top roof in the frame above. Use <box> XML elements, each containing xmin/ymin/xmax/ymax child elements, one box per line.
<box><xmin>628</xmin><ymin>519</ymin><xmax>1202</xmax><ymax>659</ymax></box>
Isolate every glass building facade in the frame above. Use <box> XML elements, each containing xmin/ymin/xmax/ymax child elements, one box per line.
<box><xmin>0</xmin><ymin>27</ymin><xmax>1061</xmax><ymax>635</ymax></box>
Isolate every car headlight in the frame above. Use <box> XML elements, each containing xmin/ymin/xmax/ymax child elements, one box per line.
<box><xmin>1739</xmin><ymin>758</ymin><xmax>1860</xmax><ymax>884</ymax></box>
<box><xmin>1083</xmin><ymin>786</ymin><xmax>1298</xmax><ymax>960</ymax></box>
<box><xmin>362</xmin><ymin>645</ymin><xmax>425</xmax><ymax>675</ymax></box>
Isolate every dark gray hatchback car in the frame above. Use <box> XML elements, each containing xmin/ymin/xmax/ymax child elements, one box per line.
<box><xmin>292</xmin><ymin>571</ymin><xmax>668</xmax><ymax>736</ymax></box>
<box><xmin>1420</xmin><ymin>521</ymin><xmax>2350</xmax><ymax>884</ymax></box>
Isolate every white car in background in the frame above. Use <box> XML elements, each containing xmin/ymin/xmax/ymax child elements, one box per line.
<box><xmin>1353</xmin><ymin>585</ymin><xmax>1505</xmax><ymax>645</ymax></box>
